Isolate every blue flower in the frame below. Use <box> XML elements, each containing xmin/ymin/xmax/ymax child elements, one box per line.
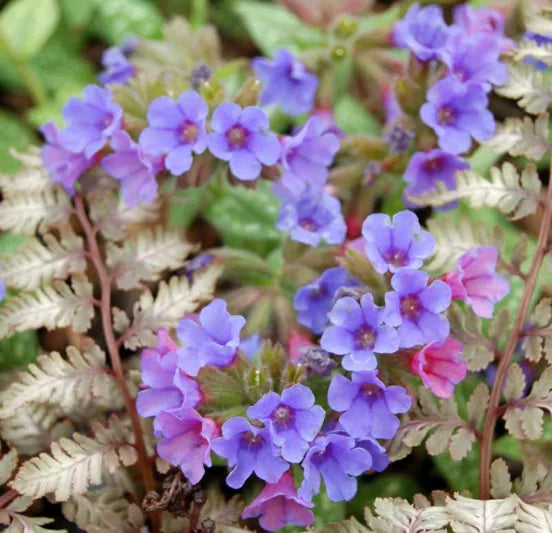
<box><xmin>98</xmin><ymin>45</ymin><xmax>136</xmax><ymax>86</ymax></box>
<box><xmin>139</xmin><ymin>91</ymin><xmax>209</xmax><ymax>175</ymax></box>
<box><xmin>252</xmin><ymin>49</ymin><xmax>318</xmax><ymax>116</ymax></box>
<box><xmin>247</xmin><ymin>384</ymin><xmax>325</xmax><ymax>463</ymax></box>
<box><xmin>211</xmin><ymin>416</ymin><xmax>289</xmax><ymax>488</ymax></box>
<box><xmin>240</xmin><ymin>333</ymin><xmax>262</xmax><ymax>359</ymax></box>
<box><xmin>321</xmin><ymin>294</ymin><xmax>399</xmax><ymax>372</ymax></box>
<box><xmin>207</xmin><ymin>103</ymin><xmax>280</xmax><ymax>181</ymax></box>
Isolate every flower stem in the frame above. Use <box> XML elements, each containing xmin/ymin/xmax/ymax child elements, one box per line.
<box><xmin>479</xmin><ymin>161</ymin><xmax>552</xmax><ymax>499</ymax></box>
<box><xmin>74</xmin><ymin>197</ymin><xmax>160</xmax><ymax>532</ymax></box>
<box><xmin>0</xmin><ymin>489</ymin><xmax>17</xmax><ymax>509</ymax></box>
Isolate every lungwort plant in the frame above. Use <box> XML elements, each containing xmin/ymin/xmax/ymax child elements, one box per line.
<box><xmin>2</xmin><ymin>0</ymin><xmax>552</xmax><ymax>531</ymax></box>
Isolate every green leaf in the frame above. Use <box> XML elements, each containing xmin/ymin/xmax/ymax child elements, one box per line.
<box><xmin>233</xmin><ymin>0</ymin><xmax>325</xmax><ymax>56</ymax></box>
<box><xmin>334</xmin><ymin>95</ymin><xmax>380</xmax><ymax>136</ymax></box>
<box><xmin>0</xmin><ymin>330</ymin><xmax>38</xmax><ymax>371</ymax></box>
<box><xmin>0</xmin><ymin>110</ymin><xmax>36</xmax><ymax>173</ymax></box>
<box><xmin>433</xmin><ymin>443</ymin><xmax>480</xmax><ymax>496</ymax></box>
<box><xmin>26</xmin><ymin>85</ymin><xmax>88</xmax><ymax>127</ymax></box>
<box><xmin>59</xmin><ymin>0</ymin><xmax>98</xmax><ymax>28</ymax></box>
<box><xmin>168</xmin><ymin>187</ymin><xmax>207</xmax><ymax>229</ymax></box>
<box><xmin>0</xmin><ymin>0</ymin><xmax>60</xmax><ymax>58</ymax></box>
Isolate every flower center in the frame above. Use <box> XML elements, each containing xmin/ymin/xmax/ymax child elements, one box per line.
<box><xmin>241</xmin><ymin>431</ymin><xmax>263</xmax><ymax>450</ymax></box>
<box><xmin>103</xmin><ymin>115</ymin><xmax>113</xmax><ymax>128</ymax></box>
<box><xmin>272</xmin><ymin>405</ymin><xmax>294</xmax><ymax>429</ymax></box>
<box><xmin>400</xmin><ymin>295</ymin><xmax>421</xmax><ymax>320</ymax></box>
<box><xmin>299</xmin><ymin>218</ymin><xmax>318</xmax><ymax>232</ymax></box>
<box><xmin>181</xmin><ymin>122</ymin><xmax>199</xmax><ymax>143</ymax></box>
<box><xmin>361</xmin><ymin>383</ymin><xmax>382</xmax><ymax>399</ymax></box>
<box><xmin>437</xmin><ymin>106</ymin><xmax>455</xmax><ymax>126</ymax></box>
<box><xmin>423</xmin><ymin>157</ymin><xmax>442</xmax><ymax>172</ymax></box>
<box><xmin>355</xmin><ymin>326</ymin><xmax>376</xmax><ymax>348</ymax></box>
<box><xmin>227</xmin><ymin>125</ymin><xmax>248</xmax><ymax>148</ymax></box>
<box><xmin>385</xmin><ymin>249</ymin><xmax>407</xmax><ymax>268</ymax></box>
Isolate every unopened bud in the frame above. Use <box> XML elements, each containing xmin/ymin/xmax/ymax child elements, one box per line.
<box><xmin>330</xmin><ymin>44</ymin><xmax>347</xmax><ymax>62</ymax></box>
<box><xmin>334</xmin><ymin>16</ymin><xmax>358</xmax><ymax>39</ymax></box>
<box><xmin>301</xmin><ymin>346</ymin><xmax>337</xmax><ymax>376</ymax></box>
<box><xmin>191</xmin><ymin>62</ymin><xmax>212</xmax><ymax>91</ymax></box>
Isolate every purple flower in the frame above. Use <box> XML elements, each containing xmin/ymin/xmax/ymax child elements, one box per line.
<box><xmin>240</xmin><ymin>333</ymin><xmax>262</xmax><ymax>359</ymax></box>
<box><xmin>274</xmin><ymin>117</ymin><xmax>340</xmax><ymax>197</ymax></box>
<box><xmin>294</xmin><ymin>267</ymin><xmax>358</xmax><ymax>334</ymax></box>
<box><xmin>139</xmin><ymin>91</ymin><xmax>208</xmax><ymax>175</ymax></box>
<box><xmin>328</xmin><ymin>371</ymin><xmax>411</xmax><ymax>439</ymax></box>
<box><xmin>101</xmin><ymin>131</ymin><xmax>163</xmax><ymax>206</ymax></box>
<box><xmin>393</xmin><ymin>4</ymin><xmax>450</xmax><ymax>61</ymax></box>
<box><xmin>277</xmin><ymin>189</ymin><xmax>346</xmax><ymax>247</ymax></box>
<box><xmin>211</xmin><ymin>417</ymin><xmax>289</xmax><ymax>488</ymax></box>
<box><xmin>136</xmin><ymin>329</ymin><xmax>201</xmax><ymax>418</ymax></box>
<box><xmin>154</xmin><ymin>408</ymin><xmax>219</xmax><ymax>484</ymax></box>
<box><xmin>0</xmin><ymin>278</ymin><xmax>5</xmax><ymax>302</ymax></box>
<box><xmin>252</xmin><ymin>48</ymin><xmax>318</xmax><ymax>116</ymax></box>
<box><xmin>242</xmin><ymin>472</ymin><xmax>314</xmax><ymax>531</ymax></box>
<box><xmin>355</xmin><ymin>438</ymin><xmax>390</xmax><ymax>472</ymax></box>
<box><xmin>403</xmin><ymin>150</ymin><xmax>469</xmax><ymax>207</ymax></box>
<box><xmin>420</xmin><ymin>76</ymin><xmax>495</xmax><ymax>154</ymax></box>
<box><xmin>298</xmin><ymin>433</ymin><xmax>373</xmax><ymax>502</ymax></box>
<box><xmin>98</xmin><ymin>46</ymin><xmax>136</xmax><ymax>85</ymax></box>
<box><xmin>176</xmin><ymin>298</ymin><xmax>245</xmax><ymax>376</ymax></box>
<box><xmin>361</xmin><ymin>210</ymin><xmax>435</xmax><ymax>274</ymax></box>
<box><xmin>59</xmin><ymin>85</ymin><xmax>123</xmax><ymax>158</ymax></box>
<box><xmin>207</xmin><ymin>103</ymin><xmax>280</xmax><ymax>181</ymax></box>
<box><xmin>384</xmin><ymin>269</ymin><xmax>451</xmax><ymax>348</ymax></box>
<box><xmin>40</xmin><ymin>122</ymin><xmax>94</xmax><ymax>194</ymax></box>
<box><xmin>442</xmin><ymin>30</ymin><xmax>507</xmax><ymax>89</ymax></box>
<box><xmin>247</xmin><ymin>384</ymin><xmax>325</xmax><ymax>463</ymax></box>
<box><xmin>321</xmin><ymin>294</ymin><xmax>399</xmax><ymax>371</ymax></box>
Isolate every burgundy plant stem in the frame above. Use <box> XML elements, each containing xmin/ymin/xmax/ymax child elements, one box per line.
<box><xmin>0</xmin><ymin>489</ymin><xmax>18</xmax><ymax>509</ymax></box>
<box><xmin>479</xmin><ymin>164</ymin><xmax>552</xmax><ymax>499</ymax></box>
<box><xmin>74</xmin><ymin>197</ymin><xmax>160</xmax><ymax>533</ymax></box>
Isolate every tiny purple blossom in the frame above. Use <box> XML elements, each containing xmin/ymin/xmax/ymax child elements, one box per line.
<box><xmin>321</xmin><ymin>294</ymin><xmax>399</xmax><ymax>372</ymax></box>
<box><xmin>59</xmin><ymin>85</ymin><xmax>123</xmax><ymax>158</ymax></box>
<box><xmin>298</xmin><ymin>433</ymin><xmax>373</xmax><ymax>502</ymax></box>
<box><xmin>361</xmin><ymin>210</ymin><xmax>435</xmax><ymax>274</ymax></box>
<box><xmin>98</xmin><ymin>46</ymin><xmax>136</xmax><ymax>85</ymax></box>
<box><xmin>393</xmin><ymin>4</ymin><xmax>450</xmax><ymax>61</ymax></box>
<box><xmin>247</xmin><ymin>384</ymin><xmax>325</xmax><ymax>463</ymax></box>
<box><xmin>40</xmin><ymin>122</ymin><xmax>94</xmax><ymax>194</ymax></box>
<box><xmin>277</xmin><ymin>189</ymin><xmax>346</xmax><ymax>247</ymax></box>
<box><xmin>384</xmin><ymin>269</ymin><xmax>452</xmax><ymax>348</ymax></box>
<box><xmin>275</xmin><ymin>117</ymin><xmax>340</xmax><ymax>197</ymax></box>
<box><xmin>294</xmin><ymin>267</ymin><xmax>359</xmax><ymax>334</ymax></box>
<box><xmin>139</xmin><ymin>91</ymin><xmax>208</xmax><ymax>175</ymax></box>
<box><xmin>242</xmin><ymin>472</ymin><xmax>314</xmax><ymax>531</ymax></box>
<box><xmin>154</xmin><ymin>408</ymin><xmax>219</xmax><ymax>484</ymax></box>
<box><xmin>101</xmin><ymin>130</ymin><xmax>163</xmax><ymax>206</ymax></box>
<box><xmin>252</xmin><ymin>48</ymin><xmax>318</xmax><ymax>116</ymax></box>
<box><xmin>420</xmin><ymin>76</ymin><xmax>495</xmax><ymax>154</ymax></box>
<box><xmin>211</xmin><ymin>417</ymin><xmax>289</xmax><ymax>489</ymax></box>
<box><xmin>328</xmin><ymin>371</ymin><xmax>411</xmax><ymax>439</ymax></box>
<box><xmin>207</xmin><ymin>103</ymin><xmax>280</xmax><ymax>181</ymax></box>
<box><xmin>176</xmin><ymin>298</ymin><xmax>245</xmax><ymax>376</ymax></box>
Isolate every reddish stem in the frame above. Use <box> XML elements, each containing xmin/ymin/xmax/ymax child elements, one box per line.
<box><xmin>0</xmin><ymin>489</ymin><xmax>17</xmax><ymax>509</ymax></box>
<box><xmin>74</xmin><ymin>197</ymin><xmax>160</xmax><ymax>532</ymax></box>
<box><xmin>479</xmin><ymin>173</ymin><xmax>552</xmax><ymax>499</ymax></box>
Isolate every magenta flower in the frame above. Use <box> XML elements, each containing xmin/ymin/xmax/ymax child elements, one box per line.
<box><xmin>328</xmin><ymin>371</ymin><xmax>410</xmax><ymax>439</ymax></box>
<box><xmin>59</xmin><ymin>85</ymin><xmax>123</xmax><ymax>158</ymax></box>
<box><xmin>321</xmin><ymin>294</ymin><xmax>399</xmax><ymax>372</ymax></box>
<box><xmin>247</xmin><ymin>384</ymin><xmax>325</xmax><ymax>463</ymax></box>
<box><xmin>361</xmin><ymin>210</ymin><xmax>435</xmax><ymax>274</ymax></box>
<box><xmin>176</xmin><ymin>298</ymin><xmax>246</xmax><ymax>376</ymax></box>
<box><xmin>420</xmin><ymin>76</ymin><xmax>495</xmax><ymax>154</ymax></box>
<box><xmin>101</xmin><ymin>131</ymin><xmax>163</xmax><ymax>206</ymax></box>
<box><xmin>136</xmin><ymin>329</ymin><xmax>201</xmax><ymax>418</ymax></box>
<box><xmin>443</xmin><ymin>246</ymin><xmax>509</xmax><ymax>318</ymax></box>
<box><xmin>410</xmin><ymin>338</ymin><xmax>467</xmax><ymax>398</ymax></box>
<box><xmin>252</xmin><ymin>49</ymin><xmax>318</xmax><ymax>116</ymax></box>
<box><xmin>207</xmin><ymin>103</ymin><xmax>280</xmax><ymax>181</ymax></box>
<box><xmin>242</xmin><ymin>472</ymin><xmax>314</xmax><ymax>531</ymax></box>
<box><xmin>384</xmin><ymin>269</ymin><xmax>451</xmax><ymax>348</ymax></box>
<box><xmin>154</xmin><ymin>408</ymin><xmax>219</xmax><ymax>484</ymax></box>
<box><xmin>139</xmin><ymin>91</ymin><xmax>208</xmax><ymax>175</ymax></box>
<box><xmin>40</xmin><ymin>122</ymin><xmax>94</xmax><ymax>194</ymax></box>
<box><xmin>211</xmin><ymin>417</ymin><xmax>288</xmax><ymax>489</ymax></box>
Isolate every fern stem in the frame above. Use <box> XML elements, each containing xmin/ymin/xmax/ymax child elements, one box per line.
<box><xmin>0</xmin><ymin>489</ymin><xmax>17</xmax><ymax>509</ymax></box>
<box><xmin>479</xmin><ymin>164</ymin><xmax>552</xmax><ymax>499</ymax></box>
<box><xmin>74</xmin><ymin>197</ymin><xmax>161</xmax><ymax>533</ymax></box>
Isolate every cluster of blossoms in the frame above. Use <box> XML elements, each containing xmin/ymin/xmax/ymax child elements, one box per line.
<box><xmin>393</xmin><ymin>4</ymin><xmax>512</xmax><ymax>205</ymax></box>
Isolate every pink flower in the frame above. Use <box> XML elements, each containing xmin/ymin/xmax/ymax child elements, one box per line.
<box><xmin>280</xmin><ymin>0</ymin><xmax>372</xmax><ymax>28</ymax></box>
<box><xmin>287</xmin><ymin>328</ymin><xmax>315</xmax><ymax>362</ymax></box>
<box><xmin>410</xmin><ymin>338</ymin><xmax>467</xmax><ymax>398</ymax></box>
<box><xmin>242</xmin><ymin>472</ymin><xmax>314</xmax><ymax>531</ymax></box>
<box><xmin>444</xmin><ymin>246</ymin><xmax>509</xmax><ymax>318</ymax></box>
<box><xmin>154</xmin><ymin>408</ymin><xmax>219</xmax><ymax>484</ymax></box>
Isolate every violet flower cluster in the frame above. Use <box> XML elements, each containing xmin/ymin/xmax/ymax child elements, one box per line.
<box><xmin>394</xmin><ymin>4</ymin><xmax>511</xmax><ymax>205</ymax></box>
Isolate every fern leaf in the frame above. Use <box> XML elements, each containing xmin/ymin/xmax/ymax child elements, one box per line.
<box><xmin>0</xmin><ymin>148</ymin><xmax>53</xmax><ymax>197</ymax></box>
<box><xmin>514</xmin><ymin>40</ymin><xmax>552</xmax><ymax>67</ymax></box>
<box><xmin>0</xmin><ymin>448</ymin><xmax>18</xmax><ymax>486</ymax></box>
<box><xmin>446</xmin><ymin>494</ymin><xmax>517</xmax><ymax>532</ymax></box>
<box><xmin>123</xmin><ymin>265</ymin><xmax>222</xmax><ymax>349</ymax></box>
<box><xmin>0</xmin><ymin>494</ymin><xmax>68</xmax><ymax>532</ymax></box>
<box><xmin>11</xmin><ymin>416</ymin><xmax>135</xmax><ymax>501</ymax></box>
<box><xmin>516</xmin><ymin>497</ymin><xmax>552</xmax><ymax>532</ymax></box>
<box><xmin>0</xmin><ymin>276</ymin><xmax>94</xmax><ymax>338</ymax></box>
<box><xmin>523</xmin><ymin>2</ymin><xmax>552</xmax><ymax>38</ymax></box>
<box><xmin>0</xmin><ymin>344</ymin><xmax>121</xmax><ymax>417</ymax></box>
<box><xmin>106</xmin><ymin>226</ymin><xmax>196</xmax><ymax>290</ymax></box>
<box><xmin>321</xmin><ymin>517</ymin><xmax>371</xmax><ymax>532</ymax></box>
<box><xmin>487</xmin><ymin>114</ymin><xmax>550</xmax><ymax>160</ymax></box>
<box><xmin>490</xmin><ymin>459</ymin><xmax>512</xmax><ymax>499</ymax></box>
<box><xmin>0</xmin><ymin>228</ymin><xmax>85</xmax><ymax>291</ymax></box>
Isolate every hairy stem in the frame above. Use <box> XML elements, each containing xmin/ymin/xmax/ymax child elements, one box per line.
<box><xmin>0</xmin><ymin>489</ymin><xmax>18</xmax><ymax>510</ymax></box>
<box><xmin>74</xmin><ymin>197</ymin><xmax>160</xmax><ymax>532</ymax></box>
<box><xmin>479</xmin><ymin>163</ymin><xmax>552</xmax><ymax>499</ymax></box>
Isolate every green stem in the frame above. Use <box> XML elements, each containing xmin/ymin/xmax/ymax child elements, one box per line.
<box><xmin>191</xmin><ymin>0</ymin><xmax>208</xmax><ymax>28</ymax></box>
<box><xmin>0</xmin><ymin>29</ymin><xmax>48</xmax><ymax>106</ymax></box>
